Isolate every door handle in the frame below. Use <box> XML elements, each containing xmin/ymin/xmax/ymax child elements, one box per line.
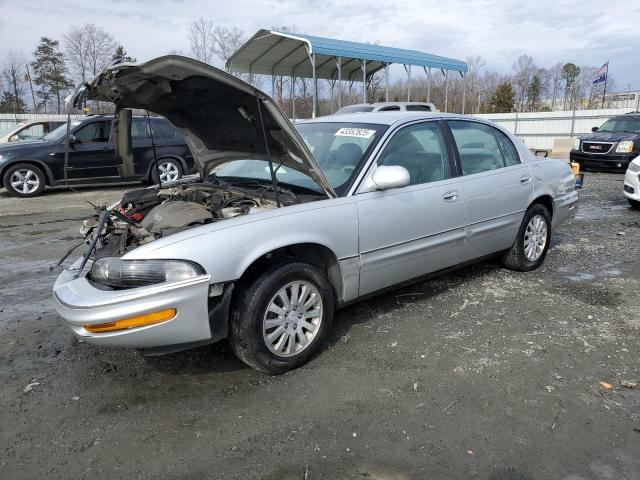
<box><xmin>443</xmin><ymin>190</ymin><xmax>458</xmax><ymax>202</ymax></box>
<box><xmin>520</xmin><ymin>175</ymin><xmax>532</xmax><ymax>184</ymax></box>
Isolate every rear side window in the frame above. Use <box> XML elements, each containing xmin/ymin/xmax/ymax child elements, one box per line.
<box><xmin>378</xmin><ymin>105</ymin><xmax>400</xmax><ymax>111</ymax></box>
<box><xmin>447</xmin><ymin>121</ymin><xmax>510</xmax><ymax>175</ymax></box>
<box><xmin>16</xmin><ymin>123</ymin><xmax>44</xmax><ymax>140</ymax></box>
<box><xmin>405</xmin><ymin>105</ymin><xmax>431</xmax><ymax>112</ymax></box>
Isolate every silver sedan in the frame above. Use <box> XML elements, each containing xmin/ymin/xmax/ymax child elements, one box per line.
<box><xmin>53</xmin><ymin>56</ymin><xmax>578</xmax><ymax>374</ymax></box>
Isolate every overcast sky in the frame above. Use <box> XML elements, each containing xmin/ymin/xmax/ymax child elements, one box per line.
<box><xmin>1</xmin><ymin>0</ymin><xmax>639</xmax><ymax>90</ymax></box>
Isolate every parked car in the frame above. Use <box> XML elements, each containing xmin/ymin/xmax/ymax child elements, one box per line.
<box><xmin>570</xmin><ymin>112</ymin><xmax>640</xmax><ymax>171</ymax></box>
<box><xmin>0</xmin><ymin>114</ymin><xmax>195</xmax><ymax>197</ymax></box>
<box><xmin>53</xmin><ymin>56</ymin><xmax>578</xmax><ymax>374</ymax></box>
<box><xmin>334</xmin><ymin>101</ymin><xmax>437</xmax><ymax>115</ymax></box>
<box><xmin>0</xmin><ymin>119</ymin><xmax>65</xmax><ymax>143</ymax></box>
<box><xmin>623</xmin><ymin>156</ymin><xmax>640</xmax><ymax>209</ymax></box>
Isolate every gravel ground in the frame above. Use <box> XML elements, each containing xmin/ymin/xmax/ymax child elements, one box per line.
<box><xmin>0</xmin><ymin>174</ymin><xmax>638</xmax><ymax>480</ymax></box>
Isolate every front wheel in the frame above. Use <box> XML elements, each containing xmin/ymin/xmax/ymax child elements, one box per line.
<box><xmin>2</xmin><ymin>163</ymin><xmax>46</xmax><ymax>197</ymax></box>
<box><xmin>501</xmin><ymin>204</ymin><xmax>552</xmax><ymax>271</ymax></box>
<box><xmin>151</xmin><ymin>158</ymin><xmax>183</xmax><ymax>184</ymax></box>
<box><xmin>230</xmin><ymin>261</ymin><xmax>334</xmax><ymax>374</ymax></box>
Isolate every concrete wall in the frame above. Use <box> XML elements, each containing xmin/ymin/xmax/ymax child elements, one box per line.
<box><xmin>475</xmin><ymin>108</ymin><xmax>635</xmax><ymax>150</ymax></box>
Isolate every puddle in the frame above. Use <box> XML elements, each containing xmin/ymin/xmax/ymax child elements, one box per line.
<box><xmin>557</xmin><ymin>268</ymin><xmax>621</xmax><ymax>283</ymax></box>
<box><xmin>574</xmin><ymin>200</ymin><xmax>629</xmax><ymax>220</ymax></box>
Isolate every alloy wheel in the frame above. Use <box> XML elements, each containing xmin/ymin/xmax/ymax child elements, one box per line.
<box><xmin>10</xmin><ymin>169</ymin><xmax>40</xmax><ymax>195</ymax></box>
<box><xmin>158</xmin><ymin>162</ymin><xmax>179</xmax><ymax>183</ymax></box>
<box><xmin>262</xmin><ymin>280</ymin><xmax>323</xmax><ymax>358</ymax></box>
<box><xmin>523</xmin><ymin>214</ymin><xmax>548</xmax><ymax>261</ymax></box>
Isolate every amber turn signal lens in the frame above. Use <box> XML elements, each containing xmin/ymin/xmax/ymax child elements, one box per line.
<box><xmin>83</xmin><ymin>308</ymin><xmax>177</xmax><ymax>333</ymax></box>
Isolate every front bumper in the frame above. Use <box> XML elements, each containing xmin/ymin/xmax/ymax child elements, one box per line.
<box><xmin>623</xmin><ymin>167</ymin><xmax>640</xmax><ymax>201</ymax></box>
<box><xmin>569</xmin><ymin>150</ymin><xmax>635</xmax><ymax>172</ymax></box>
<box><xmin>53</xmin><ymin>258</ymin><xmax>215</xmax><ymax>349</ymax></box>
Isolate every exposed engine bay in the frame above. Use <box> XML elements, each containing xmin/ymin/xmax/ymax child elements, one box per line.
<box><xmin>77</xmin><ymin>180</ymin><xmax>317</xmax><ymax>259</ymax></box>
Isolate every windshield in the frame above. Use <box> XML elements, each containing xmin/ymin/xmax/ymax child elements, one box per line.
<box><xmin>209</xmin><ymin>122</ymin><xmax>387</xmax><ymax>196</ymax></box>
<box><xmin>598</xmin><ymin>117</ymin><xmax>640</xmax><ymax>134</ymax></box>
<box><xmin>335</xmin><ymin>105</ymin><xmax>375</xmax><ymax>114</ymax></box>
<box><xmin>43</xmin><ymin>120</ymin><xmax>83</xmax><ymax>142</ymax></box>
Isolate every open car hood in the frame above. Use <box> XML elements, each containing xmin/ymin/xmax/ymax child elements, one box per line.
<box><xmin>70</xmin><ymin>55</ymin><xmax>335</xmax><ymax>197</ymax></box>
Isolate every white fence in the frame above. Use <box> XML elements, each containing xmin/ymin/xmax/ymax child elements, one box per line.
<box><xmin>0</xmin><ymin>113</ymin><xmax>83</xmax><ymax>134</ymax></box>
<box><xmin>476</xmin><ymin>108</ymin><xmax>636</xmax><ymax>150</ymax></box>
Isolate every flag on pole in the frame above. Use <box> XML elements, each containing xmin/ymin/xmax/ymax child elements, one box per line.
<box><xmin>593</xmin><ymin>62</ymin><xmax>609</xmax><ymax>84</ymax></box>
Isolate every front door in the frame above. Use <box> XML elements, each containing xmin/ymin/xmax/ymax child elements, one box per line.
<box><xmin>356</xmin><ymin>121</ymin><xmax>465</xmax><ymax>296</ymax></box>
<box><xmin>445</xmin><ymin>120</ymin><xmax>534</xmax><ymax>260</ymax></box>
<box><xmin>65</xmin><ymin>120</ymin><xmax>121</xmax><ymax>180</ymax></box>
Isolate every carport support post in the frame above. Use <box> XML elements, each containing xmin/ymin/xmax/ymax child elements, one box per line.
<box><xmin>361</xmin><ymin>59</ymin><xmax>367</xmax><ymax>103</ymax></box>
<box><xmin>291</xmin><ymin>75</ymin><xmax>296</xmax><ymax>121</ymax></box>
<box><xmin>311</xmin><ymin>52</ymin><xmax>317</xmax><ymax>118</ymax></box>
<box><xmin>461</xmin><ymin>72</ymin><xmax>466</xmax><ymax>114</ymax></box>
<box><xmin>424</xmin><ymin>67</ymin><xmax>432</xmax><ymax>103</ymax></box>
<box><xmin>337</xmin><ymin>57</ymin><xmax>342</xmax><ymax>109</ymax></box>
<box><xmin>405</xmin><ymin>64</ymin><xmax>412</xmax><ymax>101</ymax></box>
<box><xmin>385</xmin><ymin>63</ymin><xmax>389</xmax><ymax>102</ymax></box>
<box><xmin>444</xmin><ymin>70</ymin><xmax>449</xmax><ymax>112</ymax></box>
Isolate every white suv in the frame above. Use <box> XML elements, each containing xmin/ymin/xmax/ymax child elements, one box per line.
<box><xmin>334</xmin><ymin>101</ymin><xmax>437</xmax><ymax>115</ymax></box>
<box><xmin>623</xmin><ymin>156</ymin><xmax>640</xmax><ymax>209</ymax></box>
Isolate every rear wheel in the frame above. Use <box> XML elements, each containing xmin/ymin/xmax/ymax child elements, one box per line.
<box><xmin>2</xmin><ymin>163</ymin><xmax>46</xmax><ymax>197</ymax></box>
<box><xmin>501</xmin><ymin>204</ymin><xmax>552</xmax><ymax>271</ymax></box>
<box><xmin>229</xmin><ymin>261</ymin><xmax>334</xmax><ymax>374</ymax></box>
<box><xmin>628</xmin><ymin>198</ymin><xmax>640</xmax><ymax>210</ymax></box>
<box><xmin>151</xmin><ymin>158</ymin><xmax>182</xmax><ymax>184</ymax></box>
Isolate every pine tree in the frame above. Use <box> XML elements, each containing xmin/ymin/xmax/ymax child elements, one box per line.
<box><xmin>112</xmin><ymin>45</ymin><xmax>136</xmax><ymax>64</ymax></box>
<box><xmin>0</xmin><ymin>93</ymin><xmax>27</xmax><ymax>113</ymax></box>
<box><xmin>527</xmin><ymin>75</ymin><xmax>542</xmax><ymax>111</ymax></box>
<box><xmin>489</xmin><ymin>82</ymin><xmax>515</xmax><ymax>113</ymax></box>
<box><xmin>31</xmin><ymin>37</ymin><xmax>73</xmax><ymax>113</ymax></box>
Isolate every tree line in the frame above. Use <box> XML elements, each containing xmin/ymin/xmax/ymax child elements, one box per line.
<box><xmin>0</xmin><ymin>19</ymin><xmax>614</xmax><ymax>116</ymax></box>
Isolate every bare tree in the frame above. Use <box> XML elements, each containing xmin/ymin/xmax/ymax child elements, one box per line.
<box><xmin>64</xmin><ymin>24</ymin><xmax>117</xmax><ymax>83</ymax></box>
<box><xmin>0</xmin><ymin>51</ymin><xmax>28</xmax><ymax>112</ymax></box>
<box><xmin>188</xmin><ymin>18</ymin><xmax>215</xmax><ymax>64</ymax></box>
<box><xmin>511</xmin><ymin>54</ymin><xmax>536</xmax><ymax>111</ymax></box>
<box><xmin>211</xmin><ymin>26</ymin><xmax>245</xmax><ymax>65</ymax></box>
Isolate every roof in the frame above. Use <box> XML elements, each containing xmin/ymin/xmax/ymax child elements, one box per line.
<box><xmin>226</xmin><ymin>29</ymin><xmax>468</xmax><ymax>80</ymax></box>
<box><xmin>296</xmin><ymin>111</ymin><xmax>460</xmax><ymax>126</ymax></box>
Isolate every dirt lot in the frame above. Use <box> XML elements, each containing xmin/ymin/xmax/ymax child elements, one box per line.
<box><xmin>0</xmin><ymin>175</ymin><xmax>639</xmax><ymax>480</ymax></box>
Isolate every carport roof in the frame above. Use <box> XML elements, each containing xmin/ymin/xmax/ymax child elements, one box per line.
<box><xmin>226</xmin><ymin>29</ymin><xmax>468</xmax><ymax>80</ymax></box>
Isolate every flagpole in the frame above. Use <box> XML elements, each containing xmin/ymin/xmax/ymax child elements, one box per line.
<box><xmin>601</xmin><ymin>61</ymin><xmax>609</xmax><ymax>109</ymax></box>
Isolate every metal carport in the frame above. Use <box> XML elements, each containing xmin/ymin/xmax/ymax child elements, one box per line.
<box><xmin>226</xmin><ymin>29</ymin><xmax>468</xmax><ymax>118</ymax></box>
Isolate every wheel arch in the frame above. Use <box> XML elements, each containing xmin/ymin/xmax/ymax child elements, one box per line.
<box><xmin>234</xmin><ymin>242</ymin><xmax>344</xmax><ymax>306</ymax></box>
<box><xmin>529</xmin><ymin>194</ymin><xmax>554</xmax><ymax>218</ymax></box>
<box><xmin>1</xmin><ymin>158</ymin><xmax>55</xmax><ymax>186</ymax></box>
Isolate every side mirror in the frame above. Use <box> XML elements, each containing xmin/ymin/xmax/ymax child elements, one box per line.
<box><xmin>591</xmin><ymin>126</ymin><xmax>598</xmax><ymax>132</ymax></box>
<box><xmin>67</xmin><ymin>134</ymin><xmax>79</xmax><ymax>145</ymax></box>
<box><xmin>371</xmin><ymin>165</ymin><xmax>410</xmax><ymax>190</ymax></box>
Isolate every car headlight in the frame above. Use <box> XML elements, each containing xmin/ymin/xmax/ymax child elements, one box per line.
<box><xmin>616</xmin><ymin>140</ymin><xmax>634</xmax><ymax>153</ymax></box>
<box><xmin>572</xmin><ymin>138</ymin><xmax>580</xmax><ymax>150</ymax></box>
<box><xmin>628</xmin><ymin>160</ymin><xmax>640</xmax><ymax>173</ymax></box>
<box><xmin>90</xmin><ymin>257</ymin><xmax>204</xmax><ymax>288</ymax></box>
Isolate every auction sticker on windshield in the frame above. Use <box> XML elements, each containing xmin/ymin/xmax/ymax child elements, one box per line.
<box><xmin>335</xmin><ymin>127</ymin><xmax>376</xmax><ymax>138</ymax></box>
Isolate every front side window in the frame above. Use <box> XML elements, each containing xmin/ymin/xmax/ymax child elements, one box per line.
<box><xmin>448</xmin><ymin>120</ymin><xmax>511</xmax><ymax>175</ymax></box>
<box><xmin>377</xmin><ymin>122</ymin><xmax>450</xmax><ymax>185</ymax></box>
<box><xmin>74</xmin><ymin>121</ymin><xmax>111</xmax><ymax>143</ymax></box>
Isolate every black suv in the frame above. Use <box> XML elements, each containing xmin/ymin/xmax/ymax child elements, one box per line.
<box><xmin>0</xmin><ymin>114</ymin><xmax>195</xmax><ymax>197</ymax></box>
<box><xmin>570</xmin><ymin>112</ymin><xmax>640</xmax><ymax>172</ymax></box>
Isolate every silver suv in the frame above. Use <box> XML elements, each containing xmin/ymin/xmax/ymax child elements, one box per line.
<box><xmin>334</xmin><ymin>101</ymin><xmax>436</xmax><ymax>115</ymax></box>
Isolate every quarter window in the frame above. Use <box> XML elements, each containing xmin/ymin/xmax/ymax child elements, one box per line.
<box><xmin>378</xmin><ymin>122</ymin><xmax>450</xmax><ymax>185</ymax></box>
<box><xmin>494</xmin><ymin>129</ymin><xmax>521</xmax><ymax>166</ymax></box>
<box><xmin>448</xmin><ymin>121</ymin><xmax>512</xmax><ymax>175</ymax></box>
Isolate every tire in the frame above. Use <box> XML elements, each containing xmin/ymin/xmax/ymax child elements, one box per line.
<box><xmin>628</xmin><ymin>198</ymin><xmax>640</xmax><ymax>210</ymax></box>
<box><xmin>501</xmin><ymin>204</ymin><xmax>552</xmax><ymax>272</ymax></box>
<box><xmin>230</xmin><ymin>261</ymin><xmax>335</xmax><ymax>374</ymax></box>
<box><xmin>151</xmin><ymin>158</ymin><xmax>183</xmax><ymax>184</ymax></box>
<box><xmin>2</xmin><ymin>163</ymin><xmax>46</xmax><ymax>197</ymax></box>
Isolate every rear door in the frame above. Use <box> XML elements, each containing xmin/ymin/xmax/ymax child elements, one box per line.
<box><xmin>356</xmin><ymin>120</ymin><xmax>465</xmax><ymax>296</ymax></box>
<box><xmin>445</xmin><ymin>120</ymin><xmax>533</xmax><ymax>259</ymax></box>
